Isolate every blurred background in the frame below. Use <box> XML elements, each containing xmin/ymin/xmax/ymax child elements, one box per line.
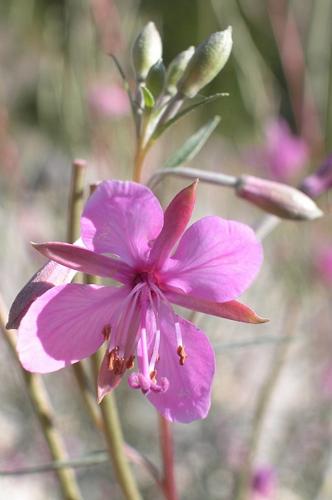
<box><xmin>1</xmin><ymin>0</ymin><xmax>332</xmax><ymax>499</ymax></box>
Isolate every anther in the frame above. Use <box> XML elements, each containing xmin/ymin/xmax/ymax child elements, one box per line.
<box><xmin>102</xmin><ymin>324</ymin><xmax>111</xmax><ymax>341</ymax></box>
<box><xmin>126</xmin><ymin>355</ymin><xmax>135</xmax><ymax>369</ymax></box>
<box><xmin>114</xmin><ymin>358</ymin><xmax>126</xmax><ymax>375</ymax></box>
<box><xmin>177</xmin><ymin>345</ymin><xmax>188</xmax><ymax>366</ymax></box>
<box><xmin>150</xmin><ymin>370</ymin><xmax>157</xmax><ymax>383</ymax></box>
<box><xmin>108</xmin><ymin>346</ymin><xmax>120</xmax><ymax>371</ymax></box>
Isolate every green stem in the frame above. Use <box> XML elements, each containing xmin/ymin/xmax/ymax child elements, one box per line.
<box><xmin>0</xmin><ymin>297</ymin><xmax>82</xmax><ymax>500</ymax></box>
<box><xmin>86</xmin><ymin>260</ymin><xmax>142</xmax><ymax>500</ymax></box>
<box><xmin>91</xmin><ymin>350</ymin><xmax>142</xmax><ymax>500</ymax></box>
<box><xmin>67</xmin><ymin>159</ymin><xmax>87</xmax><ymax>243</ymax></box>
<box><xmin>66</xmin><ymin>161</ymin><xmax>106</xmax><ymax>432</ymax></box>
<box><xmin>233</xmin><ymin>302</ymin><xmax>299</xmax><ymax>500</ymax></box>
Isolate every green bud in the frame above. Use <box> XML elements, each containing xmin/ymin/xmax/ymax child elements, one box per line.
<box><xmin>132</xmin><ymin>22</ymin><xmax>163</xmax><ymax>81</ymax></box>
<box><xmin>146</xmin><ymin>60</ymin><xmax>166</xmax><ymax>97</ymax></box>
<box><xmin>177</xmin><ymin>27</ymin><xmax>233</xmax><ymax>98</ymax></box>
<box><xmin>165</xmin><ymin>46</ymin><xmax>195</xmax><ymax>96</ymax></box>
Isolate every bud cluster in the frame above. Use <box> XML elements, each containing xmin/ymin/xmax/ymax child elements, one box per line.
<box><xmin>130</xmin><ymin>22</ymin><xmax>233</xmax><ymax>145</ymax></box>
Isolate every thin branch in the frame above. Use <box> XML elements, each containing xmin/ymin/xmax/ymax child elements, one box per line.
<box><xmin>0</xmin><ymin>296</ymin><xmax>82</xmax><ymax>500</ymax></box>
<box><xmin>0</xmin><ymin>447</ymin><xmax>161</xmax><ymax>486</ymax></box>
<box><xmin>147</xmin><ymin>166</ymin><xmax>237</xmax><ymax>191</ymax></box>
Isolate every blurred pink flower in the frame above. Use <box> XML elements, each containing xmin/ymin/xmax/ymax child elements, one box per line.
<box><xmin>88</xmin><ymin>84</ymin><xmax>130</xmax><ymax>118</ymax></box>
<box><xmin>12</xmin><ymin>180</ymin><xmax>264</xmax><ymax>423</ymax></box>
<box><xmin>300</xmin><ymin>153</ymin><xmax>332</xmax><ymax>198</ymax></box>
<box><xmin>251</xmin><ymin>119</ymin><xmax>308</xmax><ymax>182</ymax></box>
<box><xmin>314</xmin><ymin>246</ymin><xmax>332</xmax><ymax>286</ymax></box>
<box><xmin>252</xmin><ymin>467</ymin><xmax>277</xmax><ymax>499</ymax></box>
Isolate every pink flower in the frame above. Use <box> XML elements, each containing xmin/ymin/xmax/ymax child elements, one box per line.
<box><xmin>14</xmin><ymin>181</ymin><xmax>264</xmax><ymax>422</ymax></box>
<box><xmin>251</xmin><ymin>467</ymin><xmax>276</xmax><ymax>499</ymax></box>
<box><xmin>88</xmin><ymin>84</ymin><xmax>130</xmax><ymax>118</ymax></box>
<box><xmin>251</xmin><ymin>119</ymin><xmax>308</xmax><ymax>182</ymax></box>
<box><xmin>300</xmin><ymin>153</ymin><xmax>332</xmax><ymax>198</ymax></box>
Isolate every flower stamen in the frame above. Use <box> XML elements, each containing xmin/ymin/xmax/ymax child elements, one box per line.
<box><xmin>108</xmin><ymin>347</ymin><xmax>134</xmax><ymax>375</ymax></box>
<box><xmin>177</xmin><ymin>344</ymin><xmax>188</xmax><ymax>365</ymax></box>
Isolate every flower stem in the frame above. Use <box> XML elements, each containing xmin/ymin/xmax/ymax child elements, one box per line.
<box><xmin>147</xmin><ymin>166</ymin><xmax>238</xmax><ymax>191</ymax></box>
<box><xmin>0</xmin><ymin>296</ymin><xmax>82</xmax><ymax>500</ymax></box>
<box><xmin>233</xmin><ymin>302</ymin><xmax>299</xmax><ymax>500</ymax></box>
<box><xmin>133</xmin><ymin>139</ymin><xmax>148</xmax><ymax>183</ymax></box>
<box><xmin>66</xmin><ymin>159</ymin><xmax>87</xmax><ymax>243</ymax></box>
<box><xmin>159</xmin><ymin>416</ymin><xmax>178</xmax><ymax>500</ymax></box>
<box><xmin>91</xmin><ymin>349</ymin><xmax>142</xmax><ymax>500</ymax></box>
<box><xmin>101</xmin><ymin>394</ymin><xmax>142</xmax><ymax>500</ymax></box>
<box><xmin>132</xmin><ymin>141</ymin><xmax>178</xmax><ymax>500</ymax></box>
<box><xmin>66</xmin><ymin>161</ymin><xmax>106</xmax><ymax>433</ymax></box>
<box><xmin>67</xmin><ymin>167</ymin><xmax>142</xmax><ymax>499</ymax></box>
<box><xmin>84</xmin><ymin>265</ymin><xmax>142</xmax><ymax>500</ymax></box>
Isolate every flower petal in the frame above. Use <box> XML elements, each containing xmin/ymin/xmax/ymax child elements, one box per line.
<box><xmin>160</xmin><ymin>216</ymin><xmax>263</xmax><ymax>302</ymax></box>
<box><xmin>7</xmin><ymin>261</ymin><xmax>77</xmax><ymax>329</ymax></box>
<box><xmin>32</xmin><ymin>242</ymin><xmax>134</xmax><ymax>284</ymax></box>
<box><xmin>144</xmin><ymin>306</ymin><xmax>215</xmax><ymax>423</ymax></box>
<box><xmin>165</xmin><ymin>290</ymin><xmax>268</xmax><ymax>324</ymax></box>
<box><xmin>81</xmin><ymin>181</ymin><xmax>164</xmax><ymax>266</ymax></box>
<box><xmin>149</xmin><ymin>181</ymin><xmax>197</xmax><ymax>268</ymax></box>
<box><xmin>17</xmin><ymin>284</ymin><xmax>129</xmax><ymax>373</ymax></box>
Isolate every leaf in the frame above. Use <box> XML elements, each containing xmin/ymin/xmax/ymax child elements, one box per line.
<box><xmin>163</xmin><ymin>116</ymin><xmax>221</xmax><ymax>168</ymax></box>
<box><xmin>152</xmin><ymin>92</ymin><xmax>228</xmax><ymax>140</ymax></box>
<box><xmin>141</xmin><ymin>85</ymin><xmax>155</xmax><ymax>109</ymax></box>
<box><xmin>110</xmin><ymin>54</ymin><xmax>136</xmax><ymax>116</ymax></box>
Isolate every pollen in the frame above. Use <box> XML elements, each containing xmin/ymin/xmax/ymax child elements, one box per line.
<box><xmin>108</xmin><ymin>347</ymin><xmax>119</xmax><ymax>371</ymax></box>
<box><xmin>176</xmin><ymin>345</ymin><xmax>188</xmax><ymax>366</ymax></box>
<box><xmin>108</xmin><ymin>347</ymin><xmax>135</xmax><ymax>375</ymax></box>
<box><xmin>126</xmin><ymin>355</ymin><xmax>135</xmax><ymax>369</ymax></box>
<box><xmin>150</xmin><ymin>370</ymin><xmax>157</xmax><ymax>383</ymax></box>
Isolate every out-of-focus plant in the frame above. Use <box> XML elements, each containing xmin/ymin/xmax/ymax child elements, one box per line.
<box><xmin>0</xmin><ymin>8</ymin><xmax>329</xmax><ymax>500</ymax></box>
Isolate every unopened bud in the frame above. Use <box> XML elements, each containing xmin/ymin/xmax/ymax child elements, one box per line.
<box><xmin>300</xmin><ymin>153</ymin><xmax>332</xmax><ymax>199</ymax></box>
<box><xmin>165</xmin><ymin>46</ymin><xmax>195</xmax><ymax>96</ymax></box>
<box><xmin>132</xmin><ymin>22</ymin><xmax>162</xmax><ymax>81</ymax></box>
<box><xmin>146</xmin><ymin>60</ymin><xmax>166</xmax><ymax>97</ymax></box>
<box><xmin>177</xmin><ymin>27</ymin><xmax>232</xmax><ymax>98</ymax></box>
<box><xmin>236</xmin><ymin>175</ymin><xmax>323</xmax><ymax>220</ymax></box>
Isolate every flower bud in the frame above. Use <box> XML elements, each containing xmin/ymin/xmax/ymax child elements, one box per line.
<box><xmin>146</xmin><ymin>60</ymin><xmax>166</xmax><ymax>97</ymax></box>
<box><xmin>177</xmin><ymin>27</ymin><xmax>232</xmax><ymax>98</ymax></box>
<box><xmin>236</xmin><ymin>175</ymin><xmax>323</xmax><ymax>220</ymax></box>
<box><xmin>300</xmin><ymin>153</ymin><xmax>332</xmax><ymax>198</ymax></box>
<box><xmin>132</xmin><ymin>22</ymin><xmax>163</xmax><ymax>81</ymax></box>
<box><xmin>165</xmin><ymin>46</ymin><xmax>195</xmax><ymax>96</ymax></box>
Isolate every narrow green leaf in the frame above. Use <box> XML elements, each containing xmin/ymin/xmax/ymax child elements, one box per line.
<box><xmin>163</xmin><ymin>115</ymin><xmax>221</xmax><ymax>168</ymax></box>
<box><xmin>110</xmin><ymin>54</ymin><xmax>136</xmax><ymax>117</ymax></box>
<box><xmin>141</xmin><ymin>85</ymin><xmax>155</xmax><ymax>109</ymax></box>
<box><xmin>153</xmin><ymin>92</ymin><xmax>228</xmax><ymax>140</ymax></box>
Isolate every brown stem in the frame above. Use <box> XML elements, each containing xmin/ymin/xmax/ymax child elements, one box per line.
<box><xmin>159</xmin><ymin>417</ymin><xmax>178</xmax><ymax>500</ymax></box>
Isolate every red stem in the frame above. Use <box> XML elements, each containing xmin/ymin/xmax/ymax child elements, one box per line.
<box><xmin>159</xmin><ymin>416</ymin><xmax>178</xmax><ymax>500</ymax></box>
<box><xmin>267</xmin><ymin>0</ymin><xmax>323</xmax><ymax>154</ymax></box>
